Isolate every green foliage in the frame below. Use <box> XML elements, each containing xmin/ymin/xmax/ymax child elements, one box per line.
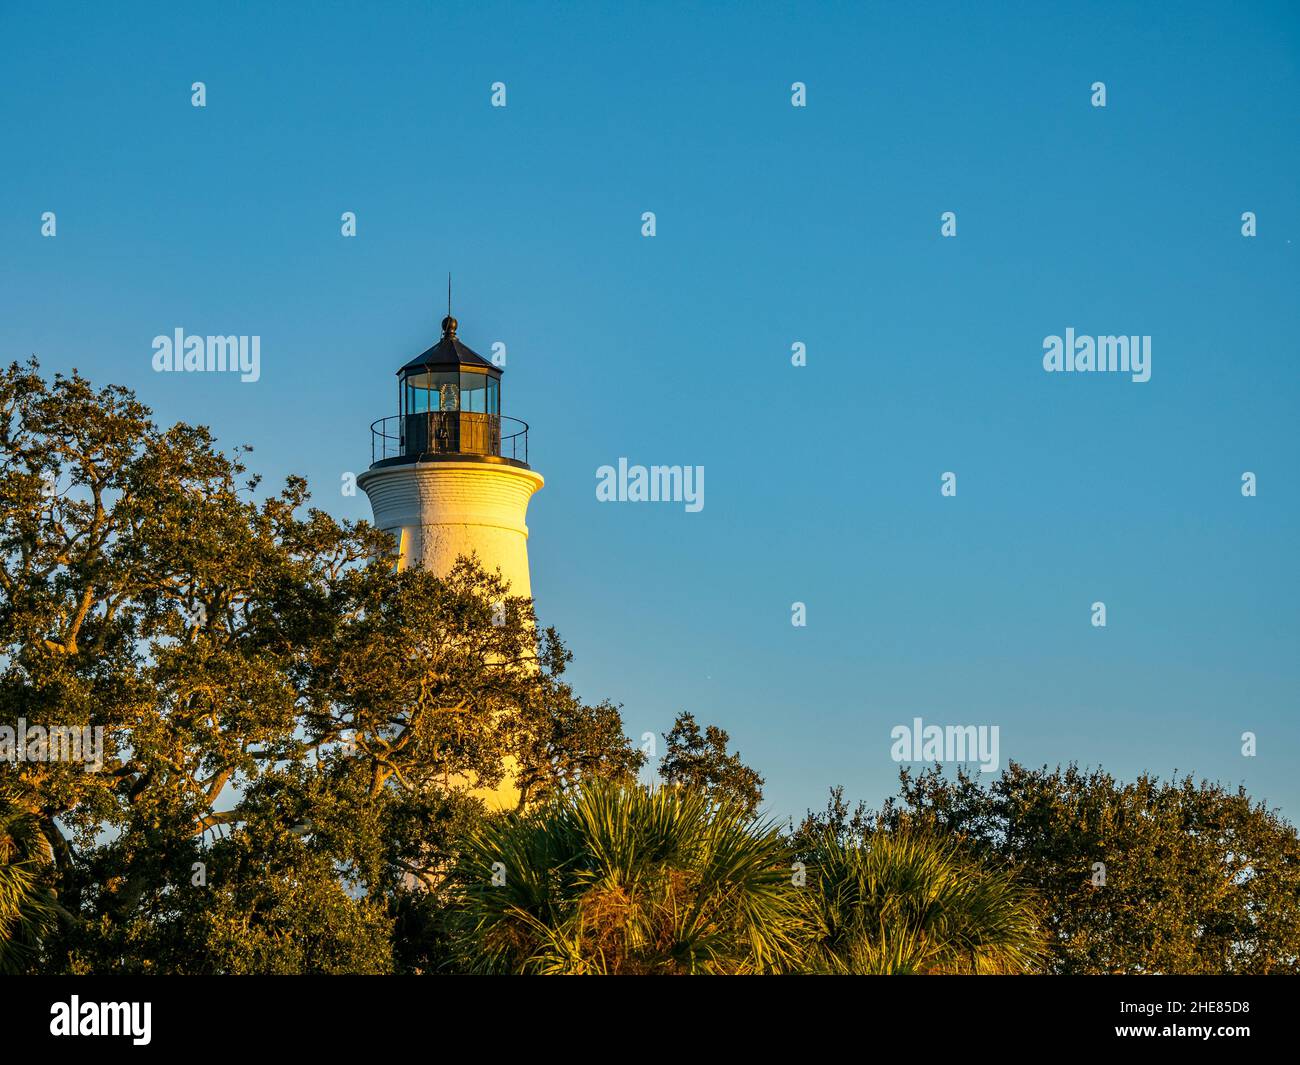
<box><xmin>658</xmin><ymin>711</ymin><xmax>764</xmax><ymax>816</ymax></box>
<box><xmin>875</xmin><ymin>762</ymin><xmax>1300</xmax><ymax>974</ymax></box>
<box><xmin>0</xmin><ymin>793</ymin><xmax>58</xmax><ymax>973</ymax></box>
<box><xmin>789</xmin><ymin>784</ymin><xmax>876</xmax><ymax>861</ymax></box>
<box><xmin>7</xmin><ymin>360</ymin><xmax>1294</xmax><ymax>976</ymax></box>
<box><xmin>514</xmin><ymin>690</ymin><xmax>643</xmax><ymax>811</ymax></box>
<box><xmin>0</xmin><ymin>360</ymin><xmax>643</xmax><ymax>973</ymax></box>
<box><xmin>798</xmin><ymin>828</ymin><xmax>1046</xmax><ymax>974</ymax></box>
<box><xmin>448</xmin><ymin>780</ymin><xmax>802</xmax><ymax>974</ymax></box>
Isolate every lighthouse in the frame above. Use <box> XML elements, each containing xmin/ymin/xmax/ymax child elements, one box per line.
<box><xmin>358</xmin><ymin>313</ymin><xmax>543</xmax><ymax>595</ymax></box>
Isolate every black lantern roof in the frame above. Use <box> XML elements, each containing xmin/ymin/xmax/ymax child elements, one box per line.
<box><xmin>398</xmin><ymin>316</ymin><xmax>499</xmax><ymax>376</ymax></box>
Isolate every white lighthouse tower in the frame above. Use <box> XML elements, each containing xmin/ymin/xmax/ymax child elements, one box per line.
<box><xmin>357</xmin><ymin>312</ymin><xmax>543</xmax><ymax>594</ymax></box>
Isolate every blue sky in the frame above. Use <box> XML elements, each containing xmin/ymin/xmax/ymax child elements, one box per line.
<box><xmin>1</xmin><ymin>1</ymin><xmax>1297</xmax><ymax>825</ymax></box>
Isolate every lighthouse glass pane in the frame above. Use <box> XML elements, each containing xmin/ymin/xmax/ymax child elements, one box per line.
<box><xmin>486</xmin><ymin>375</ymin><xmax>500</xmax><ymax>415</ymax></box>
<box><xmin>460</xmin><ymin>371</ymin><xmax>487</xmax><ymax>414</ymax></box>
<box><xmin>406</xmin><ymin>372</ymin><xmax>460</xmax><ymax>412</ymax></box>
<box><xmin>403</xmin><ymin>373</ymin><xmax>430</xmax><ymax>413</ymax></box>
<box><xmin>433</xmin><ymin>372</ymin><xmax>459</xmax><ymax>410</ymax></box>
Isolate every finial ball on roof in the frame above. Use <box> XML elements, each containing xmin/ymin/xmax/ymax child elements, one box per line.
<box><xmin>441</xmin><ymin>315</ymin><xmax>458</xmax><ymax>337</ymax></box>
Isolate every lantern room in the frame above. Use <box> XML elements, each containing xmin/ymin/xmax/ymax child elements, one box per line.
<box><xmin>369</xmin><ymin>315</ymin><xmax>529</xmax><ymax>468</ymax></box>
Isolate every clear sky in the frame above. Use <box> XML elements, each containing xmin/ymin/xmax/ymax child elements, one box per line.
<box><xmin>2</xmin><ymin>1</ymin><xmax>1297</xmax><ymax>826</ymax></box>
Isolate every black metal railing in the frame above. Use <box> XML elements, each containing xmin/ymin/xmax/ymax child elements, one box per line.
<box><xmin>369</xmin><ymin>412</ymin><xmax>529</xmax><ymax>467</ymax></box>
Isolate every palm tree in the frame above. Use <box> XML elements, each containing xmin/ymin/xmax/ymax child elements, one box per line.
<box><xmin>799</xmin><ymin>828</ymin><xmax>1046</xmax><ymax>974</ymax></box>
<box><xmin>0</xmin><ymin>796</ymin><xmax>57</xmax><ymax>974</ymax></box>
<box><xmin>448</xmin><ymin>781</ymin><xmax>802</xmax><ymax>974</ymax></box>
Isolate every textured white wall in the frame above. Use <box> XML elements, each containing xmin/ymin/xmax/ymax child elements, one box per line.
<box><xmin>357</xmin><ymin>459</ymin><xmax>545</xmax><ymax>813</ymax></box>
<box><xmin>357</xmin><ymin>460</ymin><xmax>544</xmax><ymax>595</ymax></box>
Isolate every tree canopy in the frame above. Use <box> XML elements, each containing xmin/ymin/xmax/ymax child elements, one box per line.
<box><xmin>4</xmin><ymin>360</ymin><xmax>1297</xmax><ymax>975</ymax></box>
<box><xmin>658</xmin><ymin>711</ymin><xmax>764</xmax><ymax>815</ymax></box>
<box><xmin>806</xmin><ymin>763</ymin><xmax>1300</xmax><ymax>974</ymax></box>
<box><xmin>0</xmin><ymin>360</ymin><xmax>641</xmax><ymax>973</ymax></box>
